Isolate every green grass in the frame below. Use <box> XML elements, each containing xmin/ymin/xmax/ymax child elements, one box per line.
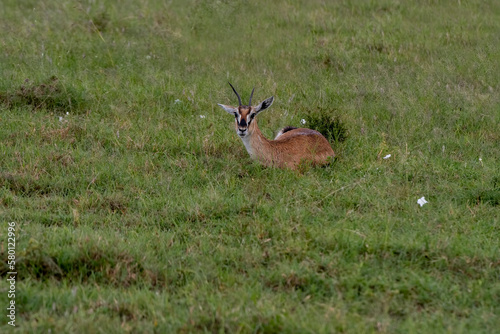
<box><xmin>1</xmin><ymin>0</ymin><xmax>499</xmax><ymax>332</ymax></box>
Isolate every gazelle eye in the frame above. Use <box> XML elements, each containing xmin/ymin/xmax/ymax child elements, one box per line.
<box><xmin>250</xmin><ymin>113</ymin><xmax>255</xmax><ymax>119</ymax></box>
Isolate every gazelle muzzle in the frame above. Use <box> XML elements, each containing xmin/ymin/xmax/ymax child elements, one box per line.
<box><xmin>237</xmin><ymin>117</ymin><xmax>248</xmax><ymax>136</ymax></box>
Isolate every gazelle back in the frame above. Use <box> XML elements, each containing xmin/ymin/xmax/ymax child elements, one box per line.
<box><xmin>218</xmin><ymin>83</ymin><xmax>335</xmax><ymax>169</ymax></box>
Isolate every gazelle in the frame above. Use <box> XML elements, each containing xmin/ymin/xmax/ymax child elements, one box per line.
<box><xmin>218</xmin><ymin>83</ymin><xmax>335</xmax><ymax>169</ymax></box>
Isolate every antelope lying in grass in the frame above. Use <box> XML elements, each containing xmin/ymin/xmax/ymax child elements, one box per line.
<box><xmin>218</xmin><ymin>83</ymin><xmax>335</xmax><ymax>169</ymax></box>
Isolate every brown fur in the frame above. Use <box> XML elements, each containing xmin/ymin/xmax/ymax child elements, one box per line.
<box><xmin>236</xmin><ymin>110</ymin><xmax>334</xmax><ymax>169</ymax></box>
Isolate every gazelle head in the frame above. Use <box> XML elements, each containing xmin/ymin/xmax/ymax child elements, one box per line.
<box><xmin>218</xmin><ymin>83</ymin><xmax>274</xmax><ymax>138</ymax></box>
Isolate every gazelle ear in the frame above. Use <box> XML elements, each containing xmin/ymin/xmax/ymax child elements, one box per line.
<box><xmin>255</xmin><ymin>96</ymin><xmax>274</xmax><ymax>114</ymax></box>
<box><xmin>218</xmin><ymin>104</ymin><xmax>238</xmax><ymax>114</ymax></box>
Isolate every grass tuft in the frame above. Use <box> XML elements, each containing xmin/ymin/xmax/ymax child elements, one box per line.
<box><xmin>0</xmin><ymin>76</ymin><xmax>87</xmax><ymax>114</ymax></box>
<box><xmin>305</xmin><ymin>111</ymin><xmax>348</xmax><ymax>144</ymax></box>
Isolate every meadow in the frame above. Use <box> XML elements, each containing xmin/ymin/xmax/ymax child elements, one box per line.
<box><xmin>0</xmin><ymin>0</ymin><xmax>499</xmax><ymax>332</ymax></box>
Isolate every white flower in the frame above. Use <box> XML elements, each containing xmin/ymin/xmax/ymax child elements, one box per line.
<box><xmin>59</xmin><ymin>116</ymin><xmax>63</xmax><ymax>122</ymax></box>
<box><xmin>300</xmin><ymin>119</ymin><xmax>306</xmax><ymax>125</ymax></box>
<box><xmin>417</xmin><ymin>197</ymin><xmax>428</xmax><ymax>207</ymax></box>
<box><xmin>383</xmin><ymin>154</ymin><xmax>391</xmax><ymax>159</ymax></box>
<box><xmin>66</xmin><ymin>112</ymin><xmax>69</xmax><ymax>115</ymax></box>
<box><xmin>199</xmin><ymin>115</ymin><xmax>206</xmax><ymax>119</ymax></box>
<box><xmin>174</xmin><ymin>99</ymin><xmax>181</xmax><ymax>104</ymax></box>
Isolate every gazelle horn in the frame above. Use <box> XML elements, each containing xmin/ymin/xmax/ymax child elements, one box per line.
<box><xmin>228</xmin><ymin>82</ymin><xmax>242</xmax><ymax>106</ymax></box>
<box><xmin>249</xmin><ymin>87</ymin><xmax>255</xmax><ymax>106</ymax></box>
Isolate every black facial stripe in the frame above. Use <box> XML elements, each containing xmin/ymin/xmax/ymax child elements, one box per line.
<box><xmin>243</xmin><ymin>113</ymin><xmax>254</xmax><ymax>126</ymax></box>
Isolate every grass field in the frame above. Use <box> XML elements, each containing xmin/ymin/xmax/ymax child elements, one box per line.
<box><xmin>1</xmin><ymin>0</ymin><xmax>499</xmax><ymax>332</ymax></box>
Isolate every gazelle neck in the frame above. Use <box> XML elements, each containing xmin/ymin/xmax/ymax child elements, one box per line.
<box><xmin>240</xmin><ymin>133</ymin><xmax>254</xmax><ymax>158</ymax></box>
<box><xmin>240</xmin><ymin>120</ymin><xmax>271</xmax><ymax>161</ymax></box>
